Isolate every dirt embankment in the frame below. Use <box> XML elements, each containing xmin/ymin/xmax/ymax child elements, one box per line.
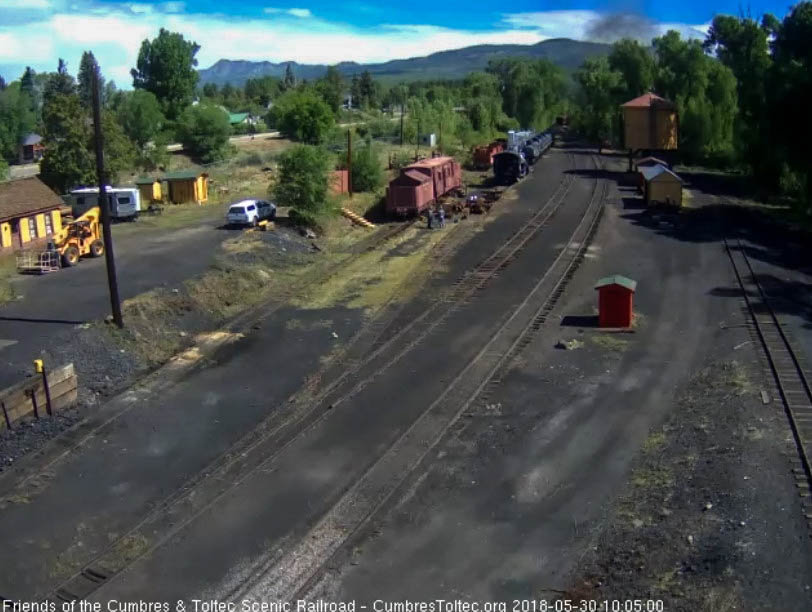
<box><xmin>569</xmin><ymin>357</ymin><xmax>812</xmax><ymax>611</ymax></box>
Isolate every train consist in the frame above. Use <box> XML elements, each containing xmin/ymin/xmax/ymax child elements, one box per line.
<box><xmin>386</xmin><ymin>156</ymin><xmax>463</xmax><ymax>217</ymax></box>
<box><xmin>493</xmin><ymin>130</ymin><xmax>554</xmax><ymax>185</ymax></box>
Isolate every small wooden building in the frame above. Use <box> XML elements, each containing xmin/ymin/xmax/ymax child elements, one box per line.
<box><xmin>640</xmin><ymin>164</ymin><xmax>683</xmax><ymax>207</ymax></box>
<box><xmin>19</xmin><ymin>133</ymin><xmax>45</xmax><ymax>164</ymax></box>
<box><xmin>162</xmin><ymin>170</ymin><xmax>209</xmax><ymax>204</ymax></box>
<box><xmin>634</xmin><ymin>156</ymin><xmax>669</xmax><ymax>191</ymax></box>
<box><xmin>0</xmin><ymin>177</ymin><xmax>63</xmax><ymax>251</ymax></box>
<box><xmin>595</xmin><ymin>275</ymin><xmax>637</xmax><ymax>328</ymax></box>
<box><xmin>135</xmin><ymin>177</ymin><xmax>163</xmax><ymax>203</ymax></box>
<box><xmin>621</xmin><ymin>93</ymin><xmax>678</xmax><ymax>151</ymax></box>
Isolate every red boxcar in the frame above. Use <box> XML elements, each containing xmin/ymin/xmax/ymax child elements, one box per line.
<box><xmin>386</xmin><ymin>156</ymin><xmax>462</xmax><ymax>216</ymax></box>
<box><xmin>472</xmin><ymin>141</ymin><xmax>505</xmax><ymax>169</ymax></box>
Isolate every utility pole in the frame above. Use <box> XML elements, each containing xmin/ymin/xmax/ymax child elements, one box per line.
<box><xmin>347</xmin><ymin>129</ymin><xmax>353</xmax><ymax>199</ymax></box>
<box><xmin>91</xmin><ymin>64</ymin><xmax>123</xmax><ymax>328</ymax></box>
<box><xmin>415</xmin><ymin>118</ymin><xmax>420</xmax><ymax>160</ymax></box>
<box><xmin>400</xmin><ymin>102</ymin><xmax>405</xmax><ymax>146</ymax></box>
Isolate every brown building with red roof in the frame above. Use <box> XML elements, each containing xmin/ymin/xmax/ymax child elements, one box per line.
<box><xmin>620</xmin><ymin>92</ymin><xmax>679</xmax><ymax>151</ymax></box>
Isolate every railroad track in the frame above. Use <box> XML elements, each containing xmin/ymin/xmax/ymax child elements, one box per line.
<box><xmin>724</xmin><ymin>237</ymin><xmax>812</xmax><ymax>527</ymax></box>
<box><xmin>233</xmin><ymin>155</ymin><xmax>608</xmax><ymax>602</ymax></box>
<box><xmin>43</xmin><ymin>151</ymin><xmax>582</xmax><ymax>603</ymax></box>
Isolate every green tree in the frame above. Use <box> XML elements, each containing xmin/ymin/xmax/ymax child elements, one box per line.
<box><xmin>77</xmin><ymin>51</ymin><xmax>104</xmax><ymax>108</ymax></box>
<box><xmin>770</xmin><ymin>1</ymin><xmax>812</xmax><ymax>207</ymax></box>
<box><xmin>608</xmin><ymin>39</ymin><xmax>655</xmax><ymax>101</ymax></box>
<box><xmin>0</xmin><ymin>159</ymin><xmax>8</xmax><ymax>181</ymax></box>
<box><xmin>202</xmin><ymin>82</ymin><xmax>219</xmax><ymax>100</ymax></box>
<box><xmin>652</xmin><ymin>30</ymin><xmax>737</xmax><ymax>160</ymax></box>
<box><xmin>131</xmin><ymin>28</ymin><xmax>200</xmax><ymax>120</ymax></box>
<box><xmin>267</xmin><ymin>89</ymin><xmax>335</xmax><ymax>144</ymax></box>
<box><xmin>99</xmin><ymin>112</ymin><xmax>137</xmax><ymax>182</ymax></box>
<box><xmin>44</xmin><ymin>59</ymin><xmax>76</xmax><ymax>99</ymax></box>
<box><xmin>283</xmin><ymin>64</ymin><xmax>296</xmax><ymax>91</ymax></box>
<box><xmin>317</xmin><ymin>66</ymin><xmax>344</xmax><ymax>114</ymax></box>
<box><xmin>176</xmin><ymin>103</ymin><xmax>231</xmax><ymax>162</ymax></box>
<box><xmin>704</xmin><ymin>14</ymin><xmax>777</xmax><ymax>176</ymax></box>
<box><xmin>574</xmin><ymin>56</ymin><xmax>622</xmax><ymax>141</ymax></box>
<box><xmin>349</xmin><ymin>142</ymin><xmax>383</xmax><ymax>192</ymax></box>
<box><xmin>117</xmin><ymin>90</ymin><xmax>165</xmax><ymax>150</ymax></box>
<box><xmin>20</xmin><ymin>67</ymin><xmax>35</xmax><ymax>102</ymax></box>
<box><xmin>273</xmin><ymin>144</ymin><xmax>331</xmax><ymax>225</ymax></box>
<box><xmin>39</xmin><ymin>93</ymin><xmax>94</xmax><ymax>192</ymax></box>
<box><xmin>0</xmin><ymin>82</ymin><xmax>36</xmax><ymax>163</ymax></box>
<box><xmin>0</xmin><ymin>74</ymin><xmax>6</xmax><ymax>91</ymax></box>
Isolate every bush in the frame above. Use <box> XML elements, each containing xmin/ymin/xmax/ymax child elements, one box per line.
<box><xmin>0</xmin><ymin>159</ymin><xmax>8</xmax><ymax>181</ymax></box>
<box><xmin>177</xmin><ymin>104</ymin><xmax>231</xmax><ymax>163</ymax></box>
<box><xmin>273</xmin><ymin>145</ymin><xmax>332</xmax><ymax>225</ymax></box>
<box><xmin>266</xmin><ymin>90</ymin><xmax>335</xmax><ymax>144</ymax></box>
<box><xmin>350</xmin><ymin>144</ymin><xmax>384</xmax><ymax>192</ymax></box>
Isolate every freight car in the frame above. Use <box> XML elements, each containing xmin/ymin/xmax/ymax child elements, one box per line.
<box><xmin>386</xmin><ymin>156</ymin><xmax>462</xmax><ymax>216</ymax></box>
<box><xmin>472</xmin><ymin>141</ymin><xmax>505</xmax><ymax>169</ymax></box>
<box><xmin>493</xmin><ymin>151</ymin><xmax>528</xmax><ymax>184</ymax></box>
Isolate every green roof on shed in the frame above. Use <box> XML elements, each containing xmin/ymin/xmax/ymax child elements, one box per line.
<box><xmin>595</xmin><ymin>275</ymin><xmax>637</xmax><ymax>292</ymax></box>
<box><xmin>229</xmin><ymin>112</ymin><xmax>250</xmax><ymax>124</ymax></box>
<box><xmin>161</xmin><ymin>170</ymin><xmax>205</xmax><ymax>181</ymax></box>
<box><xmin>134</xmin><ymin>176</ymin><xmax>157</xmax><ymax>185</ymax></box>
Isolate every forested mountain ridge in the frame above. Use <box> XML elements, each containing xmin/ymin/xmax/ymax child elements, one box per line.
<box><xmin>198</xmin><ymin>38</ymin><xmax>611</xmax><ymax>86</ymax></box>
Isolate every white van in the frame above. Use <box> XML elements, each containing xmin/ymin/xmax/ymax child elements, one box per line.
<box><xmin>68</xmin><ymin>187</ymin><xmax>141</xmax><ymax>221</ymax></box>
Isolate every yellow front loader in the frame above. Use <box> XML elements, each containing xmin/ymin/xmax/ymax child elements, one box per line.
<box><xmin>16</xmin><ymin>207</ymin><xmax>104</xmax><ymax>274</ymax></box>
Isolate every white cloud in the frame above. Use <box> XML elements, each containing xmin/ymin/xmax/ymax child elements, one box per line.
<box><xmin>501</xmin><ymin>10</ymin><xmax>708</xmax><ymax>43</ymax></box>
<box><xmin>0</xmin><ymin>6</ymin><xmax>710</xmax><ymax>88</ymax></box>
<box><xmin>4</xmin><ymin>0</ymin><xmax>51</xmax><ymax>7</ymax></box>
<box><xmin>264</xmin><ymin>7</ymin><xmax>312</xmax><ymax>18</ymax></box>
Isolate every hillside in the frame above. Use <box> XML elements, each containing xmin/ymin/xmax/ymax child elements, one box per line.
<box><xmin>198</xmin><ymin>38</ymin><xmax>611</xmax><ymax>86</ymax></box>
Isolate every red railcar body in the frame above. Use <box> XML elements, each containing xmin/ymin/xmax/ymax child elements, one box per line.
<box><xmin>472</xmin><ymin>141</ymin><xmax>505</xmax><ymax>169</ymax></box>
<box><xmin>386</xmin><ymin>156</ymin><xmax>462</xmax><ymax>216</ymax></box>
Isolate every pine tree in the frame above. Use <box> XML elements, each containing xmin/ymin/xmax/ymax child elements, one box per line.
<box><xmin>283</xmin><ymin>64</ymin><xmax>296</xmax><ymax>91</ymax></box>
<box><xmin>77</xmin><ymin>51</ymin><xmax>104</xmax><ymax>108</ymax></box>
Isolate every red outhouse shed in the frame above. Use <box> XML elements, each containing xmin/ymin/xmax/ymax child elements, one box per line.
<box><xmin>595</xmin><ymin>275</ymin><xmax>637</xmax><ymax>328</ymax></box>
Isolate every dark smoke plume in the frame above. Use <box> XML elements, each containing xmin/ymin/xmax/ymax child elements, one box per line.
<box><xmin>585</xmin><ymin>13</ymin><xmax>660</xmax><ymax>43</ymax></box>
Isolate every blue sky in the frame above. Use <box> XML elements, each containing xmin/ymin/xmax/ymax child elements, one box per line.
<box><xmin>0</xmin><ymin>0</ymin><xmax>794</xmax><ymax>87</ymax></box>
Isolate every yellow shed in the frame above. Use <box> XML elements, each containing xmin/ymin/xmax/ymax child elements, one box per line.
<box><xmin>162</xmin><ymin>170</ymin><xmax>209</xmax><ymax>205</ymax></box>
<box><xmin>135</xmin><ymin>176</ymin><xmax>163</xmax><ymax>203</ymax></box>
<box><xmin>621</xmin><ymin>92</ymin><xmax>678</xmax><ymax>151</ymax></box>
<box><xmin>641</xmin><ymin>164</ymin><xmax>683</xmax><ymax>207</ymax></box>
<box><xmin>0</xmin><ymin>177</ymin><xmax>64</xmax><ymax>251</ymax></box>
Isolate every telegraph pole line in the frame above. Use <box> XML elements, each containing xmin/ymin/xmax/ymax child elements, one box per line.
<box><xmin>91</xmin><ymin>65</ymin><xmax>123</xmax><ymax>328</ymax></box>
<box><xmin>400</xmin><ymin>102</ymin><xmax>405</xmax><ymax>146</ymax></box>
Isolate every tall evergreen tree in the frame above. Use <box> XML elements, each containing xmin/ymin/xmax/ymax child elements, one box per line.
<box><xmin>44</xmin><ymin>58</ymin><xmax>76</xmax><ymax>99</ymax></box>
<box><xmin>77</xmin><ymin>51</ymin><xmax>104</xmax><ymax>108</ymax></box>
<box><xmin>283</xmin><ymin>64</ymin><xmax>296</xmax><ymax>91</ymax></box>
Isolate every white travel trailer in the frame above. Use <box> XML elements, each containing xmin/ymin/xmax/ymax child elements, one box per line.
<box><xmin>67</xmin><ymin>187</ymin><xmax>141</xmax><ymax>221</ymax></box>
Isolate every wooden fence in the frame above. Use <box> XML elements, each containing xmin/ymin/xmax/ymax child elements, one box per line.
<box><xmin>0</xmin><ymin>363</ymin><xmax>78</xmax><ymax>430</ymax></box>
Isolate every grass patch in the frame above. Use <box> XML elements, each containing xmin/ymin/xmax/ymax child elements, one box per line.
<box><xmin>590</xmin><ymin>334</ymin><xmax>629</xmax><ymax>352</ymax></box>
<box><xmin>642</xmin><ymin>430</ymin><xmax>667</xmax><ymax>453</ymax></box>
<box><xmin>132</xmin><ymin>203</ymin><xmax>224</xmax><ymax>232</ymax></box>
<box><xmin>290</xmin><ymin>224</ymin><xmax>449</xmax><ymax>313</ymax></box>
<box><xmin>631</xmin><ymin>466</ymin><xmax>673</xmax><ymax>489</ymax></box>
<box><xmin>712</xmin><ymin>360</ymin><xmax>753</xmax><ymax>397</ymax></box>
<box><xmin>107</xmin><ymin>534</ymin><xmax>151</xmax><ymax>571</ymax></box>
<box><xmin>0</xmin><ymin>252</ymin><xmax>17</xmax><ymax>305</ymax></box>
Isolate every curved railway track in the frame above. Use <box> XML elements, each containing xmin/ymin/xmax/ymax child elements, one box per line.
<box><xmin>724</xmin><ymin>237</ymin><xmax>812</xmax><ymax>523</ymax></box>
<box><xmin>44</xmin><ymin>150</ymin><xmax>582</xmax><ymax>603</ymax></box>
<box><xmin>234</xmin><ymin>155</ymin><xmax>608</xmax><ymax>602</ymax></box>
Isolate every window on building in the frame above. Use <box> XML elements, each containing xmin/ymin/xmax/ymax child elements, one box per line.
<box><xmin>44</xmin><ymin>212</ymin><xmax>53</xmax><ymax>235</ymax></box>
<box><xmin>27</xmin><ymin>217</ymin><xmax>37</xmax><ymax>239</ymax></box>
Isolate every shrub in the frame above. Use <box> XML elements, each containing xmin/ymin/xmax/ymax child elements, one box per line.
<box><xmin>176</xmin><ymin>104</ymin><xmax>231</xmax><ymax>163</ymax></box>
<box><xmin>273</xmin><ymin>145</ymin><xmax>331</xmax><ymax>225</ymax></box>
<box><xmin>266</xmin><ymin>90</ymin><xmax>335</xmax><ymax>144</ymax></box>
<box><xmin>350</xmin><ymin>144</ymin><xmax>384</xmax><ymax>192</ymax></box>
